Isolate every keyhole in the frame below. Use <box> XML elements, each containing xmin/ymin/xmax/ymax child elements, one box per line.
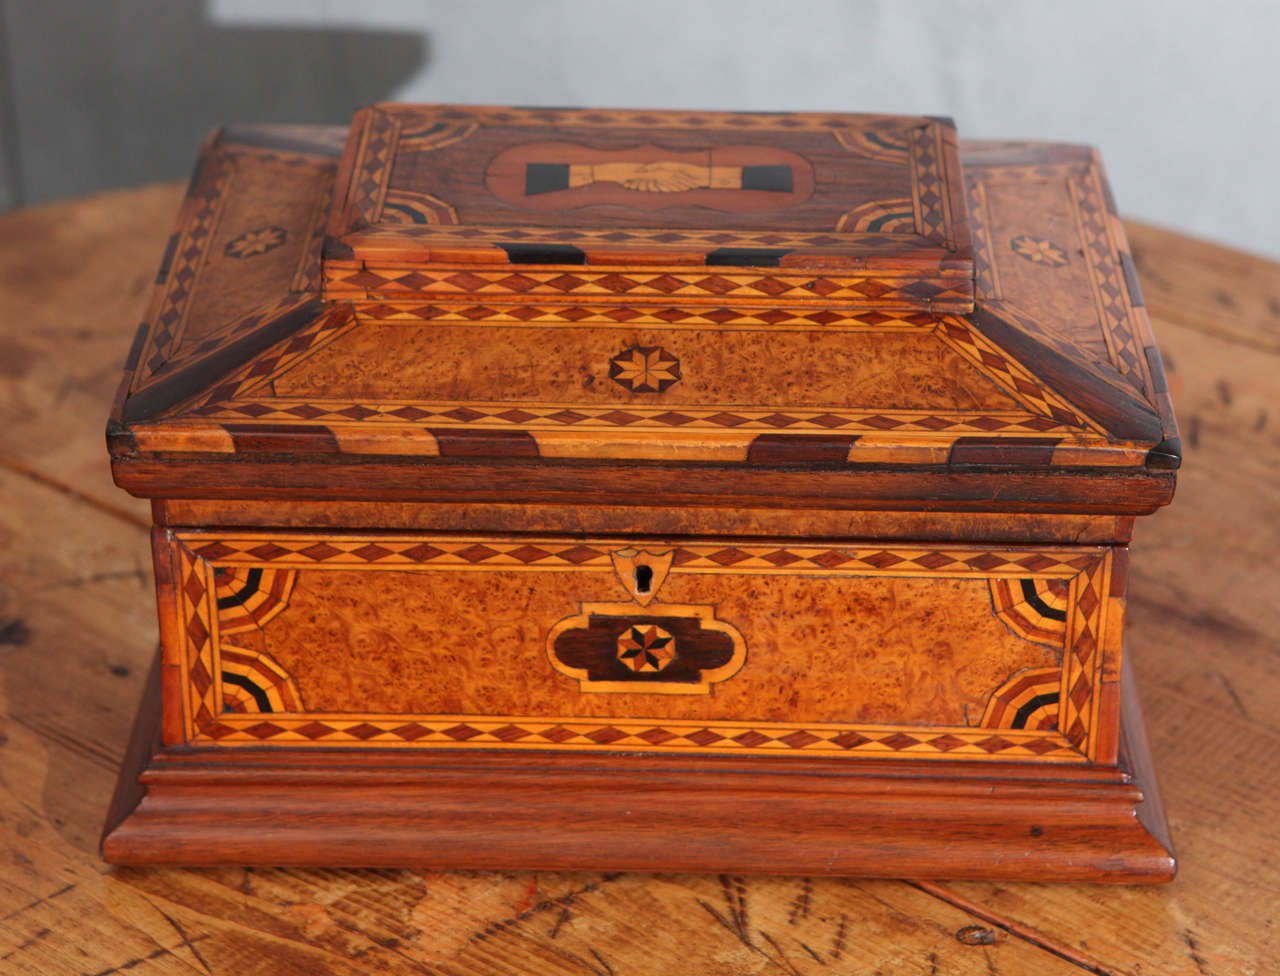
<box><xmin>634</xmin><ymin>564</ymin><xmax>653</xmax><ymax>594</ymax></box>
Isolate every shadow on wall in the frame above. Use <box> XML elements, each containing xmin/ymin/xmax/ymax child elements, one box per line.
<box><xmin>0</xmin><ymin>0</ymin><xmax>427</xmax><ymax>207</ymax></box>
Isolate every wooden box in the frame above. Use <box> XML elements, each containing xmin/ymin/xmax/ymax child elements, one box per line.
<box><xmin>102</xmin><ymin>105</ymin><xmax>1180</xmax><ymax>881</ymax></box>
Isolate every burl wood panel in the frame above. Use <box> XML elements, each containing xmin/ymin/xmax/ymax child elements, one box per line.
<box><xmin>273</xmin><ymin>321</ymin><xmax>1024</xmax><ymax>412</ymax></box>
<box><xmin>253</xmin><ymin>569</ymin><xmax>1054</xmax><ymax>725</ymax></box>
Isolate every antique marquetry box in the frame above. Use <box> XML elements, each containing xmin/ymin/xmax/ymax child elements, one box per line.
<box><xmin>102</xmin><ymin>105</ymin><xmax>1180</xmax><ymax>881</ymax></box>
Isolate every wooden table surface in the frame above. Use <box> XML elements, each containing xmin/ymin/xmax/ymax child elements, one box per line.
<box><xmin>0</xmin><ymin>184</ymin><xmax>1276</xmax><ymax>975</ymax></box>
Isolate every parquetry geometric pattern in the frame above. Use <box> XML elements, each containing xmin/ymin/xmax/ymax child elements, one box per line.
<box><xmin>988</xmin><ymin>577</ymin><xmax>1069</xmax><ymax>647</ymax></box>
<box><xmin>980</xmin><ymin>667</ymin><xmax>1061</xmax><ymax>732</ymax></box>
<box><xmin>213</xmin><ymin>565</ymin><xmax>296</xmax><ymax>634</ymax></box>
<box><xmin>219</xmin><ymin>645</ymin><xmax>304</xmax><ymax>714</ymax></box>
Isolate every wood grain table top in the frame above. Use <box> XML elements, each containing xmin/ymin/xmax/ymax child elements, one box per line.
<box><xmin>0</xmin><ymin>183</ymin><xmax>1275</xmax><ymax>975</ymax></box>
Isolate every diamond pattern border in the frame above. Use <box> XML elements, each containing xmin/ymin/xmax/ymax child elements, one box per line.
<box><xmin>176</xmin><ymin>536</ymin><xmax>1096</xmax><ymax>579</ymax></box>
<box><xmin>192</xmin><ymin>713</ymin><xmax>1081</xmax><ymax>760</ymax></box>
<box><xmin>322</xmin><ymin>266</ymin><xmax>972</xmax><ymax>307</ymax></box>
<box><xmin>354</xmin><ymin>302</ymin><xmax>938</xmax><ymax>331</ymax></box>
<box><xmin>910</xmin><ymin>123</ymin><xmax>951</xmax><ymax>247</ymax></box>
<box><xmin>1059</xmin><ymin>556</ymin><xmax>1110</xmax><ymax>757</ymax></box>
<box><xmin>191</xmin><ymin>398</ymin><xmax>1081</xmax><ymax>436</ymax></box>
<box><xmin>345</xmin><ymin>108</ymin><xmax>400</xmax><ymax>229</ymax></box>
<box><xmin>134</xmin><ymin>153</ymin><xmax>233</xmax><ymax>391</ymax></box>
<box><xmin>1070</xmin><ymin>170</ymin><xmax>1150</xmax><ymax>393</ymax></box>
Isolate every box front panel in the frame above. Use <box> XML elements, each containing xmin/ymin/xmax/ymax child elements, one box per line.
<box><xmin>161</xmin><ymin>532</ymin><xmax>1120</xmax><ymax>764</ymax></box>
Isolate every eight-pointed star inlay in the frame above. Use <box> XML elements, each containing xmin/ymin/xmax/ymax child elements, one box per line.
<box><xmin>616</xmin><ymin>624</ymin><xmax>676</xmax><ymax>672</ymax></box>
<box><xmin>608</xmin><ymin>345</ymin><xmax>681</xmax><ymax>393</ymax></box>
<box><xmin>225</xmin><ymin>225</ymin><xmax>288</xmax><ymax>259</ymax></box>
<box><xmin>1010</xmin><ymin>235</ymin><xmax>1069</xmax><ymax>267</ymax></box>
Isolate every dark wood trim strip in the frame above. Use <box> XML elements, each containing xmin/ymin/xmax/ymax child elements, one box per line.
<box><xmin>746</xmin><ymin>434</ymin><xmax>859</xmax><ymax>465</ymax></box>
<box><xmin>429</xmin><ymin>429</ymin><xmax>540</xmax><ymax>459</ymax></box>
<box><xmin>1120</xmin><ymin>251</ymin><xmax>1145</xmax><ymax>307</ymax></box>
<box><xmin>223</xmin><ymin>423</ymin><xmax>342</xmax><ymax>455</ymax></box>
<box><xmin>110</xmin><ymin>457</ymin><xmax>1177</xmax><ymax>514</ymax></box>
<box><xmin>949</xmin><ymin>437</ymin><xmax>1060</xmax><ymax>468</ymax></box>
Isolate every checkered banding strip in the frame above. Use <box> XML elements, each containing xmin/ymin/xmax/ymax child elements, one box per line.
<box><xmin>322</xmin><ymin>266</ymin><xmax>972</xmax><ymax>307</ymax></box>
<box><xmin>221</xmin><ymin>145</ymin><xmax>336</xmax><ymax>169</ymax></box>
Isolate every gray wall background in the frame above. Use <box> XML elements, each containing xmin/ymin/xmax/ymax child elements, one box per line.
<box><xmin>2</xmin><ymin>0</ymin><xmax>1277</xmax><ymax>257</ymax></box>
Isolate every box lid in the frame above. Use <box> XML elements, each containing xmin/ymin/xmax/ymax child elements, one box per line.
<box><xmin>321</xmin><ymin>105</ymin><xmax>974</xmax><ymax>314</ymax></box>
<box><xmin>108</xmin><ymin>112</ymin><xmax>1179</xmax><ymax>516</ymax></box>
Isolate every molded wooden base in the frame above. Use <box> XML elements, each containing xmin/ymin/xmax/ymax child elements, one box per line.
<box><xmin>102</xmin><ymin>648</ymin><xmax>1174</xmax><ymax>882</ymax></box>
